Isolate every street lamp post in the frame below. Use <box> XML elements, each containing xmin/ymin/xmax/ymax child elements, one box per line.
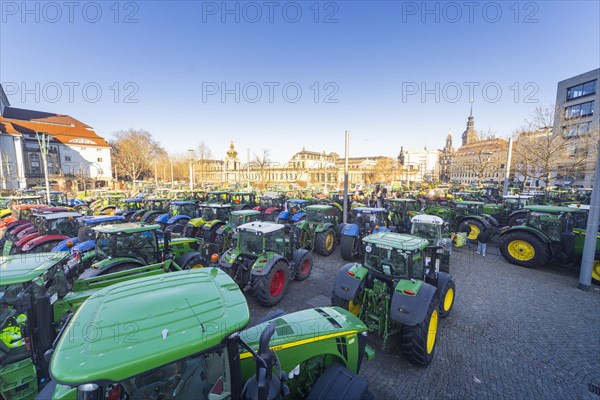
<box><xmin>188</xmin><ymin>149</ymin><xmax>194</xmax><ymax>190</ymax></box>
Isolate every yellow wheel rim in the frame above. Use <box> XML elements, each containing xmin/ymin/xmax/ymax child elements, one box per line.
<box><xmin>592</xmin><ymin>260</ymin><xmax>600</xmax><ymax>283</ymax></box>
<box><xmin>426</xmin><ymin>309</ymin><xmax>438</xmax><ymax>354</ymax></box>
<box><xmin>468</xmin><ymin>224</ymin><xmax>480</xmax><ymax>240</ymax></box>
<box><xmin>325</xmin><ymin>232</ymin><xmax>334</xmax><ymax>251</ymax></box>
<box><xmin>191</xmin><ymin>263</ymin><xmax>204</xmax><ymax>269</ymax></box>
<box><xmin>507</xmin><ymin>240</ymin><xmax>536</xmax><ymax>261</ymax></box>
<box><xmin>443</xmin><ymin>288</ymin><xmax>454</xmax><ymax>312</ymax></box>
<box><xmin>348</xmin><ymin>300</ymin><xmax>361</xmax><ymax>316</ymax></box>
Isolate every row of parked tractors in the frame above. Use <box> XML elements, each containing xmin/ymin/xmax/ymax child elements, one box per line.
<box><xmin>0</xmin><ymin>190</ymin><xmax>461</xmax><ymax>400</ymax></box>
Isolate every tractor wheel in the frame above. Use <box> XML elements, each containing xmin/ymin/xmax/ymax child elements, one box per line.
<box><xmin>463</xmin><ymin>218</ymin><xmax>485</xmax><ymax>241</ymax></box>
<box><xmin>182</xmin><ymin>255</ymin><xmax>204</xmax><ymax>270</ymax></box>
<box><xmin>438</xmin><ymin>279</ymin><xmax>455</xmax><ymax>318</ymax></box>
<box><xmin>183</xmin><ymin>224</ymin><xmax>198</xmax><ymax>238</ymax></box>
<box><xmin>253</xmin><ymin>261</ymin><xmax>289</xmax><ymax>307</ymax></box>
<box><xmin>166</xmin><ymin>221</ymin><xmax>187</xmax><ymax>236</ymax></box>
<box><xmin>401</xmin><ymin>299</ymin><xmax>439</xmax><ymax>367</ymax></box>
<box><xmin>592</xmin><ymin>260</ymin><xmax>600</xmax><ymax>285</ymax></box>
<box><xmin>506</xmin><ymin>212</ymin><xmax>527</xmax><ymax>227</ymax></box>
<box><xmin>340</xmin><ymin>235</ymin><xmax>357</xmax><ymax>261</ymax></box>
<box><xmin>331</xmin><ymin>294</ymin><xmax>362</xmax><ymax>316</ymax></box>
<box><xmin>316</xmin><ymin>228</ymin><xmax>336</xmax><ymax>256</ymax></box>
<box><xmin>500</xmin><ymin>231</ymin><xmax>550</xmax><ymax>268</ymax></box>
<box><xmin>294</xmin><ymin>251</ymin><xmax>313</xmax><ymax>281</ymax></box>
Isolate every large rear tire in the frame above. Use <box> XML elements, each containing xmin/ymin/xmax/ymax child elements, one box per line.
<box><xmin>182</xmin><ymin>254</ymin><xmax>204</xmax><ymax>270</ymax></box>
<box><xmin>506</xmin><ymin>211</ymin><xmax>527</xmax><ymax>227</ymax></box>
<box><xmin>462</xmin><ymin>218</ymin><xmax>485</xmax><ymax>241</ymax></box>
<box><xmin>401</xmin><ymin>299</ymin><xmax>439</xmax><ymax>367</ymax></box>
<box><xmin>591</xmin><ymin>260</ymin><xmax>600</xmax><ymax>285</ymax></box>
<box><xmin>253</xmin><ymin>261</ymin><xmax>289</xmax><ymax>307</ymax></box>
<box><xmin>316</xmin><ymin>228</ymin><xmax>336</xmax><ymax>256</ymax></box>
<box><xmin>331</xmin><ymin>293</ymin><xmax>361</xmax><ymax>316</ymax></box>
<box><xmin>500</xmin><ymin>231</ymin><xmax>550</xmax><ymax>268</ymax></box>
<box><xmin>438</xmin><ymin>279</ymin><xmax>455</xmax><ymax>318</ymax></box>
<box><xmin>340</xmin><ymin>235</ymin><xmax>357</xmax><ymax>260</ymax></box>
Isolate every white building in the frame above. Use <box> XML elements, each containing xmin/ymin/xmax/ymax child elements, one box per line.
<box><xmin>401</xmin><ymin>148</ymin><xmax>440</xmax><ymax>183</ymax></box>
<box><xmin>0</xmin><ymin>84</ymin><xmax>112</xmax><ymax>190</ymax></box>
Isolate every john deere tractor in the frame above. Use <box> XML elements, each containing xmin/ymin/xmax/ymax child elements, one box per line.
<box><xmin>424</xmin><ymin>201</ymin><xmax>498</xmax><ymax>242</ymax></box>
<box><xmin>340</xmin><ymin>207</ymin><xmax>388</xmax><ymax>261</ymax></box>
<box><xmin>386</xmin><ymin>198</ymin><xmax>421</xmax><ymax>233</ymax></box>
<box><xmin>410</xmin><ymin>215</ymin><xmax>451</xmax><ymax>274</ymax></box>
<box><xmin>213</xmin><ymin>209</ymin><xmax>262</xmax><ymax>253</ymax></box>
<box><xmin>46</xmin><ymin>268</ymin><xmax>375</xmax><ymax>400</ymax></box>
<box><xmin>499</xmin><ymin>205</ymin><xmax>600</xmax><ymax>283</ymax></box>
<box><xmin>184</xmin><ymin>204</ymin><xmax>232</xmax><ymax>241</ymax></box>
<box><xmin>483</xmin><ymin>195</ymin><xmax>537</xmax><ymax>227</ymax></box>
<box><xmin>332</xmin><ymin>232</ymin><xmax>455</xmax><ymax>366</ymax></box>
<box><xmin>219</xmin><ymin>222</ymin><xmax>313</xmax><ymax>306</ymax></box>
<box><xmin>290</xmin><ymin>205</ymin><xmax>339</xmax><ymax>256</ymax></box>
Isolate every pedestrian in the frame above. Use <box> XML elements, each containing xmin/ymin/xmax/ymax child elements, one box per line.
<box><xmin>476</xmin><ymin>229</ymin><xmax>490</xmax><ymax>256</ymax></box>
<box><xmin>457</xmin><ymin>221</ymin><xmax>472</xmax><ymax>249</ymax></box>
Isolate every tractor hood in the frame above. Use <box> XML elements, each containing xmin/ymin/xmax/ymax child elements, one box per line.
<box><xmin>50</xmin><ymin>269</ymin><xmax>249</xmax><ymax>385</ymax></box>
<box><xmin>0</xmin><ymin>252</ymin><xmax>69</xmax><ymax>285</ymax></box>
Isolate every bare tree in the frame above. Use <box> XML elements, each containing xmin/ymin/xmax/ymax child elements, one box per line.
<box><xmin>110</xmin><ymin>129</ymin><xmax>166</xmax><ymax>185</ymax></box>
<box><xmin>252</xmin><ymin>149</ymin><xmax>272</xmax><ymax>189</ymax></box>
<box><xmin>195</xmin><ymin>142</ymin><xmax>214</xmax><ymax>186</ymax></box>
<box><xmin>372</xmin><ymin>158</ymin><xmax>394</xmax><ymax>184</ymax></box>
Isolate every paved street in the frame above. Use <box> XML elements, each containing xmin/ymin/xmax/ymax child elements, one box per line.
<box><xmin>246</xmin><ymin>244</ymin><xmax>600</xmax><ymax>400</ymax></box>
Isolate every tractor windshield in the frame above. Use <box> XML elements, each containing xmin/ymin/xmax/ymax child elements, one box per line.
<box><xmin>306</xmin><ymin>209</ymin><xmax>325</xmax><ymax>222</ymax></box>
<box><xmin>230</xmin><ymin>214</ymin><xmax>247</xmax><ymax>229</ymax></box>
<box><xmin>96</xmin><ymin>231</ymin><xmax>158</xmax><ymax>262</ymax></box>
<box><xmin>363</xmin><ymin>246</ymin><xmax>423</xmax><ymax>279</ymax></box>
<box><xmin>172</xmin><ymin>204</ymin><xmax>196</xmax><ymax>217</ymax></box>
<box><xmin>411</xmin><ymin>223</ymin><xmax>440</xmax><ymax>241</ymax></box>
<box><xmin>201</xmin><ymin>207</ymin><xmax>216</xmax><ymax>221</ymax></box>
<box><xmin>38</xmin><ymin>217</ymin><xmax>78</xmax><ymax>236</ymax></box>
<box><xmin>354</xmin><ymin>212</ymin><xmax>386</xmax><ymax>230</ymax></box>
<box><xmin>504</xmin><ymin>198</ymin><xmax>525</xmax><ymax>212</ymax></box>
<box><xmin>239</xmin><ymin>230</ymin><xmax>263</xmax><ymax>254</ymax></box>
<box><xmin>91</xmin><ymin>345</ymin><xmax>233</xmax><ymax>400</ymax></box>
<box><xmin>265</xmin><ymin>230</ymin><xmax>286</xmax><ymax>254</ymax></box>
<box><xmin>287</xmin><ymin>201</ymin><xmax>304</xmax><ymax>214</ymax></box>
<box><xmin>260</xmin><ymin>197</ymin><xmax>275</xmax><ymax>207</ymax></box>
<box><xmin>0</xmin><ymin>284</ymin><xmax>28</xmax><ymax>352</ymax></box>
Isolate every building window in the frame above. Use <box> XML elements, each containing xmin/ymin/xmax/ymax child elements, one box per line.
<box><xmin>97</xmin><ymin>148</ymin><xmax>102</xmax><ymax>151</ymax></box>
<box><xmin>562</xmin><ymin>121</ymin><xmax>593</xmax><ymax>137</ymax></box>
<box><xmin>97</xmin><ymin>158</ymin><xmax>103</xmax><ymax>162</ymax></box>
<box><xmin>565</xmin><ymin>101</ymin><xmax>594</xmax><ymax>119</ymax></box>
<box><xmin>65</xmin><ymin>156</ymin><xmax>71</xmax><ymax>161</ymax></box>
<box><xmin>566</xmin><ymin>80</ymin><xmax>596</xmax><ymax>101</ymax></box>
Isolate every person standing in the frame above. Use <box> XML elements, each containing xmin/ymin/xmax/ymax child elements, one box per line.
<box><xmin>477</xmin><ymin>229</ymin><xmax>490</xmax><ymax>256</ymax></box>
<box><xmin>457</xmin><ymin>221</ymin><xmax>472</xmax><ymax>249</ymax></box>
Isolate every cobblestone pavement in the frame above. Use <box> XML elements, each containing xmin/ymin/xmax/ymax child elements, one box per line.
<box><xmin>246</xmin><ymin>244</ymin><xmax>600</xmax><ymax>400</ymax></box>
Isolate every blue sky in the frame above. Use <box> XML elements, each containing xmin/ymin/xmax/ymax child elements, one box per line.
<box><xmin>1</xmin><ymin>1</ymin><xmax>599</xmax><ymax>163</ymax></box>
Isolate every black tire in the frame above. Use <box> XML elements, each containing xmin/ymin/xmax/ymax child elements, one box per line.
<box><xmin>183</xmin><ymin>224</ymin><xmax>198</xmax><ymax>238</ymax></box>
<box><xmin>316</xmin><ymin>228</ymin><xmax>336</xmax><ymax>256</ymax></box>
<box><xmin>340</xmin><ymin>235</ymin><xmax>357</xmax><ymax>261</ymax></box>
<box><xmin>401</xmin><ymin>299</ymin><xmax>439</xmax><ymax>367</ymax></box>
<box><xmin>462</xmin><ymin>218</ymin><xmax>486</xmax><ymax>242</ymax></box>
<box><xmin>331</xmin><ymin>293</ymin><xmax>362</xmax><ymax>316</ymax></box>
<box><xmin>294</xmin><ymin>251</ymin><xmax>313</xmax><ymax>281</ymax></box>
<box><xmin>506</xmin><ymin>212</ymin><xmax>527</xmax><ymax>227</ymax></box>
<box><xmin>257</xmin><ymin>309</ymin><xmax>287</xmax><ymax>324</ymax></box>
<box><xmin>182</xmin><ymin>254</ymin><xmax>204</xmax><ymax>270</ymax></box>
<box><xmin>438</xmin><ymin>279</ymin><xmax>455</xmax><ymax>318</ymax></box>
<box><xmin>165</xmin><ymin>221</ymin><xmax>187</xmax><ymax>236</ymax></box>
<box><xmin>499</xmin><ymin>231</ymin><xmax>550</xmax><ymax>268</ymax></box>
<box><xmin>253</xmin><ymin>261</ymin><xmax>289</xmax><ymax>307</ymax></box>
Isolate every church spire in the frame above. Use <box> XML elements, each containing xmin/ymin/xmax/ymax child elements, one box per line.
<box><xmin>461</xmin><ymin>104</ymin><xmax>478</xmax><ymax>146</ymax></box>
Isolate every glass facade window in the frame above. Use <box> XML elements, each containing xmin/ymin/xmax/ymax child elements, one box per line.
<box><xmin>566</xmin><ymin>80</ymin><xmax>596</xmax><ymax>100</ymax></box>
<box><xmin>562</xmin><ymin>121</ymin><xmax>592</xmax><ymax>137</ymax></box>
<box><xmin>565</xmin><ymin>100</ymin><xmax>595</xmax><ymax>119</ymax></box>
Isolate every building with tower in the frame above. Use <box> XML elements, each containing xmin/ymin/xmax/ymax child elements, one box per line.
<box><xmin>439</xmin><ymin>131</ymin><xmax>454</xmax><ymax>182</ymax></box>
<box><xmin>461</xmin><ymin>105</ymin><xmax>478</xmax><ymax>146</ymax></box>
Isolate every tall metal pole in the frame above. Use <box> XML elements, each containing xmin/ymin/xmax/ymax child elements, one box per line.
<box><xmin>188</xmin><ymin>149</ymin><xmax>194</xmax><ymax>190</ymax></box>
<box><xmin>503</xmin><ymin>138</ymin><xmax>513</xmax><ymax>196</ymax></box>
<box><xmin>247</xmin><ymin>148</ymin><xmax>251</xmax><ymax>192</ymax></box>
<box><xmin>36</xmin><ymin>132</ymin><xmax>51</xmax><ymax>204</ymax></box>
<box><xmin>578</xmin><ymin>139</ymin><xmax>600</xmax><ymax>290</ymax></box>
<box><xmin>343</xmin><ymin>130</ymin><xmax>349</xmax><ymax>224</ymax></box>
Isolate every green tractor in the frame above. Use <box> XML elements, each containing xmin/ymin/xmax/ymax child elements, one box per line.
<box><xmin>332</xmin><ymin>232</ymin><xmax>456</xmax><ymax>366</ymax></box>
<box><xmin>214</xmin><ymin>209</ymin><xmax>262</xmax><ymax>253</ymax></box>
<box><xmin>424</xmin><ymin>201</ymin><xmax>498</xmax><ymax>242</ymax></box>
<box><xmin>46</xmin><ymin>268</ymin><xmax>375</xmax><ymax>400</ymax></box>
<box><xmin>498</xmin><ymin>205</ymin><xmax>600</xmax><ymax>283</ymax></box>
<box><xmin>410</xmin><ymin>214</ymin><xmax>451</xmax><ymax>274</ymax></box>
<box><xmin>290</xmin><ymin>205</ymin><xmax>340</xmax><ymax>256</ymax></box>
<box><xmin>483</xmin><ymin>195</ymin><xmax>537</xmax><ymax>227</ymax></box>
<box><xmin>229</xmin><ymin>191</ymin><xmax>258</xmax><ymax>210</ymax></box>
<box><xmin>184</xmin><ymin>204</ymin><xmax>232</xmax><ymax>241</ymax></box>
<box><xmin>219</xmin><ymin>222</ymin><xmax>313</xmax><ymax>306</ymax></box>
<box><xmin>386</xmin><ymin>198</ymin><xmax>422</xmax><ymax>233</ymax></box>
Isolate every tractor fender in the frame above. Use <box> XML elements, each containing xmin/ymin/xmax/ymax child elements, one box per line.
<box><xmin>11</xmin><ymin>222</ymin><xmax>33</xmax><ymax>236</ymax></box>
<box><xmin>130</xmin><ymin>210</ymin><xmax>146</xmax><ymax>221</ymax></box>
<box><xmin>436</xmin><ymin>272</ymin><xmax>453</xmax><ymax>293</ymax></box>
<box><xmin>154</xmin><ymin>213</ymin><xmax>170</xmax><ymax>224</ymax></box>
<box><xmin>16</xmin><ymin>226</ymin><xmax>37</xmax><ymax>239</ymax></box>
<box><xmin>253</xmin><ymin>205</ymin><xmax>263</xmax><ymax>212</ymax></box>
<box><xmin>187</xmin><ymin>217</ymin><xmax>206</xmax><ymax>228</ymax></box>
<box><xmin>278</xmin><ymin>210</ymin><xmax>290</xmax><ymax>221</ymax></box>
<box><xmin>291</xmin><ymin>211</ymin><xmax>306</xmax><ymax>222</ymax></box>
<box><xmin>342</xmin><ymin>224</ymin><xmax>359</xmax><ymax>237</ymax></box>
<box><xmin>203</xmin><ymin>220</ymin><xmax>225</xmax><ymax>231</ymax></box>
<box><xmin>251</xmin><ymin>254</ymin><xmax>288</xmax><ymax>276</ymax></box>
<box><xmin>483</xmin><ymin>215</ymin><xmax>500</xmax><ymax>227</ymax></box>
<box><xmin>53</xmin><ymin>237</ymin><xmax>80</xmax><ymax>252</ymax></box>
<box><xmin>216</xmin><ymin>224</ymin><xmax>232</xmax><ymax>236</ymax></box>
<box><xmin>141</xmin><ymin>210</ymin><xmax>161</xmax><ymax>223</ymax></box>
<box><xmin>507</xmin><ymin>210</ymin><xmax>528</xmax><ymax>221</ymax></box>
<box><xmin>315</xmin><ymin>222</ymin><xmax>334</xmax><ymax>234</ymax></box>
<box><xmin>167</xmin><ymin>215</ymin><xmax>191</xmax><ymax>225</ymax></box>
<box><xmin>218</xmin><ymin>249</ymin><xmax>235</xmax><ymax>269</ymax></box>
<box><xmin>22</xmin><ymin>234</ymin><xmax>70</xmax><ymax>252</ymax></box>
<box><xmin>333</xmin><ymin>263</ymin><xmax>364</xmax><ymax>302</ymax></box>
<box><xmin>459</xmin><ymin>215</ymin><xmax>491</xmax><ymax>230</ymax></box>
<box><xmin>175</xmin><ymin>251</ymin><xmax>203</xmax><ymax>269</ymax></box>
<box><xmin>80</xmin><ymin>258</ymin><xmax>145</xmax><ymax>279</ymax></box>
<box><xmin>390</xmin><ymin>282</ymin><xmax>437</xmax><ymax>326</ymax></box>
<box><xmin>99</xmin><ymin>205</ymin><xmax>117</xmax><ymax>214</ymax></box>
<box><xmin>292</xmin><ymin>248</ymin><xmax>310</xmax><ymax>265</ymax></box>
<box><xmin>70</xmin><ymin>240</ymin><xmax>96</xmax><ymax>255</ymax></box>
<box><xmin>14</xmin><ymin>232</ymin><xmax>40</xmax><ymax>249</ymax></box>
<box><xmin>265</xmin><ymin>206</ymin><xmax>280</xmax><ymax>215</ymax></box>
<box><xmin>499</xmin><ymin>226</ymin><xmax>552</xmax><ymax>244</ymax></box>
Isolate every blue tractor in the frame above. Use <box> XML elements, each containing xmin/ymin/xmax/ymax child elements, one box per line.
<box><xmin>116</xmin><ymin>198</ymin><xmax>144</xmax><ymax>221</ymax></box>
<box><xmin>276</xmin><ymin>199</ymin><xmax>310</xmax><ymax>226</ymax></box>
<box><xmin>340</xmin><ymin>207</ymin><xmax>389</xmax><ymax>261</ymax></box>
<box><xmin>154</xmin><ymin>201</ymin><xmax>200</xmax><ymax>235</ymax></box>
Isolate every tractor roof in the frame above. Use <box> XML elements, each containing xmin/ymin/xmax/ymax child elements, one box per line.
<box><xmin>388</xmin><ymin>198</ymin><xmax>418</xmax><ymax>203</ymax></box>
<box><xmin>171</xmin><ymin>201</ymin><xmax>196</xmax><ymax>205</ymax></box>
<box><xmin>354</xmin><ymin>207</ymin><xmax>387</xmax><ymax>213</ymax></box>
<box><xmin>32</xmin><ymin>211</ymin><xmax>81</xmax><ymax>220</ymax></box>
<box><xmin>50</xmin><ymin>269</ymin><xmax>249</xmax><ymax>385</ymax></box>
<box><xmin>146</xmin><ymin>198</ymin><xmax>169</xmax><ymax>201</ymax></box>
<box><xmin>231</xmin><ymin>210</ymin><xmax>261</xmax><ymax>216</ymax></box>
<box><xmin>503</xmin><ymin>195</ymin><xmax>534</xmax><ymax>199</ymax></box>
<box><xmin>306</xmin><ymin>204</ymin><xmax>333</xmax><ymax>211</ymax></box>
<box><xmin>123</xmin><ymin>198</ymin><xmax>143</xmax><ymax>203</ymax></box>
<box><xmin>568</xmin><ymin>204</ymin><xmax>590</xmax><ymax>210</ymax></box>
<box><xmin>208</xmin><ymin>191</ymin><xmax>228</xmax><ymax>194</ymax></box>
<box><xmin>455</xmin><ymin>201</ymin><xmax>485</xmax><ymax>205</ymax></box>
<box><xmin>524</xmin><ymin>205</ymin><xmax>583</xmax><ymax>214</ymax></box>
<box><xmin>411</xmin><ymin>215</ymin><xmax>444</xmax><ymax>225</ymax></box>
<box><xmin>238</xmin><ymin>222</ymin><xmax>284</xmax><ymax>234</ymax></box>
<box><xmin>93</xmin><ymin>223</ymin><xmax>160</xmax><ymax>234</ymax></box>
<box><xmin>0</xmin><ymin>252</ymin><xmax>69</xmax><ymax>285</ymax></box>
<box><xmin>363</xmin><ymin>232</ymin><xmax>429</xmax><ymax>251</ymax></box>
<box><xmin>79</xmin><ymin>215</ymin><xmax>126</xmax><ymax>224</ymax></box>
<box><xmin>230</xmin><ymin>192</ymin><xmax>254</xmax><ymax>195</ymax></box>
<box><xmin>201</xmin><ymin>203</ymin><xmax>232</xmax><ymax>209</ymax></box>
<box><xmin>288</xmin><ymin>199</ymin><xmax>310</xmax><ymax>204</ymax></box>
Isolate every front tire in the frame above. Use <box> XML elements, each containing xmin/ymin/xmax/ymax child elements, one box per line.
<box><xmin>401</xmin><ymin>299</ymin><xmax>439</xmax><ymax>367</ymax></box>
<box><xmin>182</xmin><ymin>254</ymin><xmax>204</xmax><ymax>270</ymax></box>
<box><xmin>253</xmin><ymin>261</ymin><xmax>289</xmax><ymax>307</ymax></box>
<box><xmin>294</xmin><ymin>251</ymin><xmax>313</xmax><ymax>281</ymax></box>
<box><xmin>331</xmin><ymin>293</ymin><xmax>361</xmax><ymax>316</ymax></box>
<box><xmin>316</xmin><ymin>228</ymin><xmax>336</xmax><ymax>256</ymax></box>
<box><xmin>500</xmin><ymin>231</ymin><xmax>550</xmax><ymax>268</ymax></box>
<box><xmin>462</xmin><ymin>218</ymin><xmax>485</xmax><ymax>241</ymax></box>
<box><xmin>438</xmin><ymin>279</ymin><xmax>455</xmax><ymax>318</ymax></box>
<box><xmin>340</xmin><ymin>235</ymin><xmax>358</xmax><ymax>260</ymax></box>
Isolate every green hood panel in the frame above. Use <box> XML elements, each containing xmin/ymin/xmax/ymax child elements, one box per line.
<box><xmin>0</xmin><ymin>252</ymin><xmax>69</xmax><ymax>285</ymax></box>
<box><xmin>51</xmin><ymin>269</ymin><xmax>249</xmax><ymax>385</ymax></box>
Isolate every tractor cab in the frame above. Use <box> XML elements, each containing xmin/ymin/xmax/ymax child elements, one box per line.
<box><xmin>6</xmin><ymin>212</ymin><xmax>81</xmax><ymax>255</ymax></box>
<box><xmin>34</xmin><ymin>212</ymin><xmax>80</xmax><ymax>237</ymax></box>
<box><xmin>229</xmin><ymin>192</ymin><xmax>257</xmax><ymax>210</ymax></box>
<box><xmin>454</xmin><ymin>201</ymin><xmax>485</xmax><ymax>216</ymax></box>
<box><xmin>39</xmin><ymin>191</ymin><xmax>68</xmax><ymax>207</ymax></box>
<box><xmin>144</xmin><ymin>198</ymin><xmax>170</xmax><ymax>211</ymax></box>
<box><xmin>206</xmin><ymin>191</ymin><xmax>229</xmax><ymax>204</ymax></box>
<box><xmin>305</xmin><ymin>204</ymin><xmax>338</xmax><ymax>224</ymax></box>
<box><xmin>229</xmin><ymin>210</ymin><xmax>262</xmax><ymax>230</ymax></box>
<box><xmin>118</xmin><ymin>198</ymin><xmax>144</xmax><ymax>212</ymax></box>
<box><xmin>200</xmin><ymin>204</ymin><xmax>232</xmax><ymax>222</ymax></box>
<box><xmin>169</xmin><ymin>201</ymin><xmax>198</xmax><ymax>218</ymax></box>
<box><xmin>386</xmin><ymin>199</ymin><xmax>421</xmax><ymax>233</ymax></box>
<box><xmin>93</xmin><ymin>223</ymin><xmax>161</xmax><ymax>265</ymax></box>
<box><xmin>411</xmin><ymin>215</ymin><xmax>444</xmax><ymax>244</ymax></box>
<box><xmin>353</xmin><ymin>208</ymin><xmax>387</xmax><ymax>234</ymax></box>
<box><xmin>238</xmin><ymin>222</ymin><xmax>287</xmax><ymax>256</ymax></box>
<box><xmin>503</xmin><ymin>195</ymin><xmax>535</xmax><ymax>213</ymax></box>
<box><xmin>362</xmin><ymin>234</ymin><xmax>428</xmax><ymax>279</ymax></box>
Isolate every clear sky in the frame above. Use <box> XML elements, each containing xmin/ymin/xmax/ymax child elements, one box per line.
<box><xmin>1</xmin><ymin>1</ymin><xmax>599</xmax><ymax>163</ymax></box>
